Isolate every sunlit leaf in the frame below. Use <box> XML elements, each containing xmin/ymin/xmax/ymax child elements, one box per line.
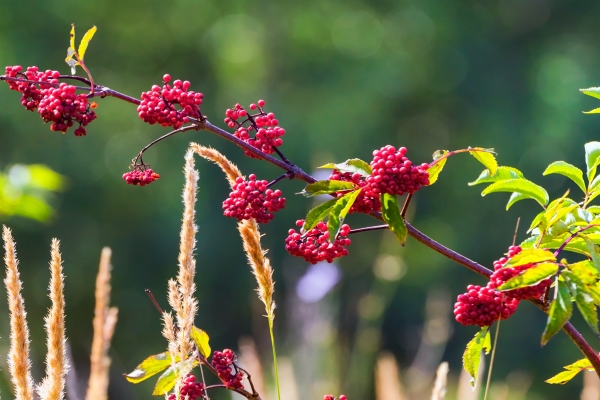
<box><xmin>124</xmin><ymin>352</ymin><xmax>175</xmax><ymax>384</ymax></box>
<box><xmin>468</xmin><ymin>166</ymin><xmax>523</xmax><ymax>186</ymax></box>
<box><xmin>504</xmin><ymin>249</ymin><xmax>556</xmax><ymax>268</ymax></box>
<box><xmin>584</xmin><ymin>107</ymin><xmax>600</xmax><ymax>114</ymax></box>
<box><xmin>585</xmin><ymin>142</ymin><xmax>600</xmax><ymax>183</ymax></box>
<box><xmin>498</xmin><ymin>262</ymin><xmax>557</xmax><ymax>291</ymax></box>
<box><xmin>303</xmin><ymin>198</ymin><xmax>338</xmax><ymax>232</ymax></box>
<box><xmin>462</xmin><ymin>327</ymin><xmax>491</xmax><ymax>388</ymax></box>
<box><xmin>427</xmin><ymin>150</ymin><xmax>448</xmax><ymax>185</ymax></box>
<box><xmin>469</xmin><ymin>148</ymin><xmax>497</xmax><ymax>176</ymax></box>
<box><xmin>546</xmin><ymin>357</ymin><xmax>594</xmax><ymax>384</ymax></box>
<box><xmin>380</xmin><ymin>193</ymin><xmax>407</xmax><ymax>244</ymax></box>
<box><xmin>152</xmin><ymin>364</ymin><xmax>178</xmax><ymax>396</ymax></box>
<box><xmin>581</xmin><ymin>87</ymin><xmax>600</xmax><ymax>100</ymax></box>
<box><xmin>583</xmin><ymin>236</ymin><xmax>600</xmax><ymax>272</ymax></box>
<box><xmin>69</xmin><ymin>24</ymin><xmax>76</xmax><ymax>53</ymax></box>
<box><xmin>542</xmin><ymin>279</ymin><xmax>572</xmax><ymax>345</ymax></box>
<box><xmin>327</xmin><ymin>190</ymin><xmax>361</xmax><ymax>240</ymax></box>
<box><xmin>13</xmin><ymin>195</ymin><xmax>54</xmax><ymax>222</ymax></box>
<box><xmin>78</xmin><ymin>26</ymin><xmax>97</xmax><ymax>60</ymax></box>
<box><xmin>481</xmin><ymin>179</ymin><xmax>549</xmax><ymax>208</ymax></box>
<box><xmin>191</xmin><ymin>326</ymin><xmax>211</xmax><ymax>358</ymax></box>
<box><xmin>588</xmin><ymin>206</ymin><xmax>600</xmax><ymax>214</ymax></box>
<box><xmin>318</xmin><ymin>159</ymin><xmax>372</xmax><ymax>177</ymax></box>
<box><xmin>543</xmin><ymin>161</ymin><xmax>586</xmax><ymax>193</ymax></box>
<box><xmin>300</xmin><ymin>180</ymin><xmax>355</xmax><ymax>197</ymax></box>
<box><xmin>566</xmin><ymin>260</ymin><xmax>598</xmax><ymax>284</ymax></box>
<box><xmin>506</xmin><ymin>192</ymin><xmax>531</xmax><ymax>211</ymax></box>
<box><xmin>575</xmin><ymin>290</ymin><xmax>598</xmax><ymax>333</ymax></box>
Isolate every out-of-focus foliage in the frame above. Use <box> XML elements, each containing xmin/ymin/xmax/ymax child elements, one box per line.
<box><xmin>2</xmin><ymin>1</ymin><xmax>600</xmax><ymax>399</ymax></box>
<box><xmin>0</xmin><ymin>164</ymin><xmax>65</xmax><ymax>222</ymax></box>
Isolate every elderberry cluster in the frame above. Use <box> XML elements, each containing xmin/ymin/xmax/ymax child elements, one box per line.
<box><xmin>224</xmin><ymin>100</ymin><xmax>286</xmax><ymax>158</ymax></box>
<box><xmin>285</xmin><ymin>220</ymin><xmax>351</xmax><ymax>264</ymax></box>
<box><xmin>138</xmin><ymin>74</ymin><xmax>203</xmax><ymax>129</ymax></box>
<box><xmin>122</xmin><ymin>168</ymin><xmax>160</xmax><ymax>186</ymax></box>
<box><xmin>222</xmin><ymin>174</ymin><xmax>286</xmax><ymax>223</ymax></box>
<box><xmin>329</xmin><ymin>170</ymin><xmax>381</xmax><ymax>214</ymax></box>
<box><xmin>4</xmin><ymin>66</ymin><xmax>96</xmax><ymax>135</ymax></box>
<box><xmin>211</xmin><ymin>349</ymin><xmax>244</xmax><ymax>390</ymax></box>
<box><xmin>366</xmin><ymin>145</ymin><xmax>430</xmax><ymax>196</ymax></box>
<box><xmin>454</xmin><ymin>245</ymin><xmax>554</xmax><ymax>327</ymax></box>
<box><xmin>167</xmin><ymin>374</ymin><xmax>205</xmax><ymax>400</ymax></box>
<box><xmin>323</xmin><ymin>395</ymin><xmax>348</xmax><ymax>400</ymax></box>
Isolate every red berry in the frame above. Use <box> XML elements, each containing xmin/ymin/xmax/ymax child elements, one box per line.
<box><xmin>257</xmin><ymin>99</ymin><xmax>265</xmax><ymax>107</ymax></box>
<box><xmin>122</xmin><ymin>168</ymin><xmax>160</xmax><ymax>186</ymax></box>
<box><xmin>167</xmin><ymin>373</ymin><xmax>205</xmax><ymax>400</ymax></box>
<box><xmin>37</xmin><ymin>82</ymin><xmax>97</xmax><ymax>135</ymax></box>
<box><xmin>285</xmin><ymin>220</ymin><xmax>352</xmax><ymax>264</ymax></box>
<box><xmin>329</xmin><ymin>170</ymin><xmax>381</xmax><ymax>214</ymax></box>
<box><xmin>163</xmin><ymin>74</ymin><xmax>171</xmax><ymax>83</ymax></box>
<box><xmin>454</xmin><ymin>285</ymin><xmax>519</xmax><ymax>327</ymax></box>
<box><xmin>222</xmin><ymin>175</ymin><xmax>286</xmax><ymax>223</ymax></box>
<box><xmin>366</xmin><ymin>145</ymin><xmax>429</xmax><ymax>196</ymax></box>
<box><xmin>211</xmin><ymin>349</ymin><xmax>244</xmax><ymax>390</ymax></box>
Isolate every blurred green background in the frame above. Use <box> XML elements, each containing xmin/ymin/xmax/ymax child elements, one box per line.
<box><xmin>1</xmin><ymin>0</ymin><xmax>600</xmax><ymax>399</ymax></box>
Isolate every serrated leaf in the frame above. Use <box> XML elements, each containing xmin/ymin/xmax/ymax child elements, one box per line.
<box><xmin>303</xmin><ymin>198</ymin><xmax>338</xmax><ymax>232</ymax></box>
<box><xmin>301</xmin><ymin>180</ymin><xmax>355</xmax><ymax>197</ymax></box>
<box><xmin>566</xmin><ymin>260</ymin><xmax>598</xmax><ymax>284</ymax></box>
<box><xmin>481</xmin><ymin>178</ymin><xmax>549</xmax><ymax>208</ymax></box>
<box><xmin>585</xmin><ymin>142</ymin><xmax>600</xmax><ymax>183</ymax></box>
<box><xmin>469</xmin><ymin>148</ymin><xmax>498</xmax><ymax>176</ymax></box>
<box><xmin>542</xmin><ymin>279</ymin><xmax>572</xmax><ymax>345</ymax></box>
<box><xmin>506</xmin><ymin>192</ymin><xmax>531</xmax><ymax>210</ymax></box>
<box><xmin>588</xmin><ymin>206</ymin><xmax>600</xmax><ymax>214</ymax></box>
<box><xmin>318</xmin><ymin>159</ymin><xmax>372</xmax><ymax>176</ymax></box>
<box><xmin>152</xmin><ymin>364</ymin><xmax>178</xmax><ymax>396</ymax></box>
<box><xmin>543</xmin><ymin>161</ymin><xmax>586</xmax><ymax>193</ymax></box>
<box><xmin>575</xmin><ymin>290</ymin><xmax>598</xmax><ymax>333</ymax></box>
<box><xmin>124</xmin><ymin>352</ymin><xmax>175</xmax><ymax>384</ymax></box>
<box><xmin>78</xmin><ymin>26</ymin><xmax>97</xmax><ymax>60</ymax></box>
<box><xmin>462</xmin><ymin>327</ymin><xmax>491</xmax><ymax>388</ymax></box>
<box><xmin>327</xmin><ymin>190</ymin><xmax>361</xmax><ymax>240</ymax></box>
<box><xmin>468</xmin><ymin>166</ymin><xmax>524</xmax><ymax>186</ymax></box>
<box><xmin>528</xmin><ymin>211</ymin><xmax>546</xmax><ymax>233</ymax></box>
<box><xmin>191</xmin><ymin>326</ymin><xmax>211</xmax><ymax>358</ymax></box>
<box><xmin>548</xmin><ymin>204</ymin><xmax>580</xmax><ymax>229</ymax></box>
<box><xmin>428</xmin><ymin>150</ymin><xmax>448</xmax><ymax>185</ymax></box>
<box><xmin>581</xmin><ymin>87</ymin><xmax>600</xmax><ymax>100</ymax></box>
<box><xmin>380</xmin><ymin>193</ymin><xmax>407</xmax><ymax>244</ymax></box>
<box><xmin>498</xmin><ymin>262</ymin><xmax>557</xmax><ymax>291</ymax></box>
<box><xmin>504</xmin><ymin>249</ymin><xmax>556</xmax><ymax>268</ymax></box>
<box><xmin>546</xmin><ymin>357</ymin><xmax>594</xmax><ymax>384</ymax></box>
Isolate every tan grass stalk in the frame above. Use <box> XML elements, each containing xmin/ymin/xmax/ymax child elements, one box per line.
<box><xmin>431</xmin><ymin>362</ymin><xmax>449</xmax><ymax>400</ymax></box>
<box><xmin>237</xmin><ymin>219</ymin><xmax>275</xmax><ymax>319</ymax></box>
<box><xmin>161</xmin><ymin>312</ymin><xmax>178</xmax><ymax>358</ymax></box>
<box><xmin>188</xmin><ymin>142</ymin><xmax>242</xmax><ymax>187</ymax></box>
<box><xmin>38</xmin><ymin>239</ymin><xmax>68</xmax><ymax>400</ymax></box>
<box><xmin>86</xmin><ymin>247</ymin><xmax>118</xmax><ymax>400</ymax></box>
<box><xmin>375</xmin><ymin>351</ymin><xmax>405</xmax><ymax>400</ymax></box>
<box><xmin>3</xmin><ymin>225</ymin><xmax>35</xmax><ymax>400</ymax></box>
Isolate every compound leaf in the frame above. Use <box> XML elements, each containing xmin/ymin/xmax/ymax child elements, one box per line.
<box><xmin>504</xmin><ymin>248</ymin><xmax>556</xmax><ymax>268</ymax></box>
<box><xmin>546</xmin><ymin>357</ymin><xmax>593</xmax><ymax>384</ymax></box>
<box><xmin>319</xmin><ymin>158</ymin><xmax>372</xmax><ymax>177</ymax></box>
<box><xmin>327</xmin><ymin>190</ymin><xmax>361</xmax><ymax>240</ymax></box>
<box><xmin>481</xmin><ymin>179</ymin><xmax>549</xmax><ymax>208</ymax></box>
<box><xmin>301</xmin><ymin>180</ymin><xmax>355</xmax><ymax>197</ymax></box>
<box><xmin>469</xmin><ymin>166</ymin><xmax>524</xmax><ymax>186</ymax></box>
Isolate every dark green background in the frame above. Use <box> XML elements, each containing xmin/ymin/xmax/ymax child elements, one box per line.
<box><xmin>1</xmin><ymin>1</ymin><xmax>599</xmax><ymax>398</ymax></box>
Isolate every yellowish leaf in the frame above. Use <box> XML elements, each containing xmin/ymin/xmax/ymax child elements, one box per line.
<box><xmin>70</xmin><ymin>24</ymin><xmax>76</xmax><ymax>53</ymax></box>
<box><xmin>78</xmin><ymin>26</ymin><xmax>97</xmax><ymax>60</ymax></box>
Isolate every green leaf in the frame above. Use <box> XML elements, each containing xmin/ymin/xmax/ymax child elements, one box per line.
<box><xmin>301</xmin><ymin>180</ymin><xmax>355</xmax><ymax>197</ymax></box>
<box><xmin>498</xmin><ymin>262</ymin><xmax>558</xmax><ymax>291</ymax></box>
<box><xmin>566</xmin><ymin>260</ymin><xmax>598</xmax><ymax>284</ymax></box>
<box><xmin>583</xmin><ymin>236</ymin><xmax>600</xmax><ymax>272</ymax></box>
<box><xmin>543</xmin><ymin>161</ymin><xmax>586</xmax><ymax>194</ymax></box>
<box><xmin>468</xmin><ymin>166</ymin><xmax>524</xmax><ymax>186</ymax></box>
<box><xmin>575</xmin><ymin>290</ymin><xmax>598</xmax><ymax>334</ymax></box>
<box><xmin>542</xmin><ymin>279</ymin><xmax>573</xmax><ymax>345</ymax></box>
<box><xmin>504</xmin><ymin>249</ymin><xmax>556</xmax><ymax>268</ymax></box>
<box><xmin>585</xmin><ymin>142</ymin><xmax>600</xmax><ymax>183</ymax></box>
<box><xmin>506</xmin><ymin>192</ymin><xmax>531</xmax><ymax>211</ymax></box>
<box><xmin>481</xmin><ymin>179</ymin><xmax>549</xmax><ymax>208</ymax></box>
<box><xmin>588</xmin><ymin>206</ymin><xmax>600</xmax><ymax>214</ymax></box>
<box><xmin>318</xmin><ymin>158</ymin><xmax>372</xmax><ymax>177</ymax></box>
<box><xmin>462</xmin><ymin>327</ymin><xmax>491</xmax><ymax>388</ymax></box>
<box><xmin>427</xmin><ymin>150</ymin><xmax>448</xmax><ymax>185</ymax></box>
<box><xmin>581</xmin><ymin>87</ymin><xmax>600</xmax><ymax>100</ymax></box>
<box><xmin>380</xmin><ymin>193</ymin><xmax>407</xmax><ymax>245</ymax></box>
<box><xmin>152</xmin><ymin>364</ymin><xmax>178</xmax><ymax>396</ymax></box>
<box><xmin>469</xmin><ymin>148</ymin><xmax>498</xmax><ymax>176</ymax></box>
<box><xmin>302</xmin><ymin>198</ymin><xmax>338</xmax><ymax>232</ymax></box>
<box><xmin>26</xmin><ymin>165</ymin><xmax>67</xmax><ymax>191</ymax></box>
<box><xmin>191</xmin><ymin>326</ymin><xmax>211</xmax><ymax>358</ymax></box>
<box><xmin>124</xmin><ymin>352</ymin><xmax>175</xmax><ymax>384</ymax></box>
<box><xmin>546</xmin><ymin>357</ymin><xmax>593</xmax><ymax>384</ymax></box>
<box><xmin>327</xmin><ymin>190</ymin><xmax>361</xmax><ymax>240</ymax></box>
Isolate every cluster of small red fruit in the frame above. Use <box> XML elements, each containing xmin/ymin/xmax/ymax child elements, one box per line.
<box><xmin>454</xmin><ymin>245</ymin><xmax>552</xmax><ymax>327</ymax></box>
<box><xmin>4</xmin><ymin>66</ymin><xmax>97</xmax><ymax>136</ymax></box>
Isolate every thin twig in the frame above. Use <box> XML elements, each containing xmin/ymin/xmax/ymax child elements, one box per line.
<box><xmin>401</xmin><ymin>193</ymin><xmax>413</xmax><ymax>218</ymax></box>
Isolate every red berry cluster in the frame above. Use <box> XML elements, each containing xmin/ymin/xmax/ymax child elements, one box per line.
<box><xmin>285</xmin><ymin>220</ymin><xmax>351</xmax><ymax>264</ymax></box>
<box><xmin>323</xmin><ymin>395</ymin><xmax>347</xmax><ymax>400</ymax></box>
<box><xmin>222</xmin><ymin>174</ymin><xmax>286</xmax><ymax>224</ymax></box>
<box><xmin>488</xmin><ymin>246</ymin><xmax>552</xmax><ymax>300</ymax></box>
<box><xmin>224</xmin><ymin>100</ymin><xmax>286</xmax><ymax>158</ymax></box>
<box><xmin>211</xmin><ymin>349</ymin><xmax>244</xmax><ymax>390</ymax></box>
<box><xmin>454</xmin><ymin>284</ymin><xmax>520</xmax><ymax>327</ymax></box>
<box><xmin>38</xmin><ymin>83</ymin><xmax>97</xmax><ymax>135</ymax></box>
<box><xmin>4</xmin><ymin>65</ymin><xmax>59</xmax><ymax>111</ymax></box>
<box><xmin>167</xmin><ymin>374</ymin><xmax>205</xmax><ymax>400</ymax></box>
<box><xmin>138</xmin><ymin>74</ymin><xmax>203</xmax><ymax>129</ymax></box>
<box><xmin>366</xmin><ymin>146</ymin><xmax>430</xmax><ymax>196</ymax></box>
<box><xmin>122</xmin><ymin>168</ymin><xmax>160</xmax><ymax>186</ymax></box>
<box><xmin>329</xmin><ymin>170</ymin><xmax>381</xmax><ymax>214</ymax></box>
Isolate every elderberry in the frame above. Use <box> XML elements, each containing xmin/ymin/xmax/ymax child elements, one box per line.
<box><xmin>122</xmin><ymin>168</ymin><xmax>160</xmax><ymax>186</ymax></box>
<box><xmin>167</xmin><ymin>374</ymin><xmax>205</xmax><ymax>400</ymax></box>
<box><xmin>454</xmin><ymin>285</ymin><xmax>519</xmax><ymax>327</ymax></box>
<box><xmin>366</xmin><ymin>145</ymin><xmax>429</xmax><ymax>196</ymax></box>
<box><xmin>222</xmin><ymin>174</ymin><xmax>286</xmax><ymax>223</ymax></box>
<box><xmin>285</xmin><ymin>220</ymin><xmax>351</xmax><ymax>264</ymax></box>
<box><xmin>211</xmin><ymin>349</ymin><xmax>244</xmax><ymax>390</ymax></box>
<box><xmin>329</xmin><ymin>170</ymin><xmax>381</xmax><ymax>214</ymax></box>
